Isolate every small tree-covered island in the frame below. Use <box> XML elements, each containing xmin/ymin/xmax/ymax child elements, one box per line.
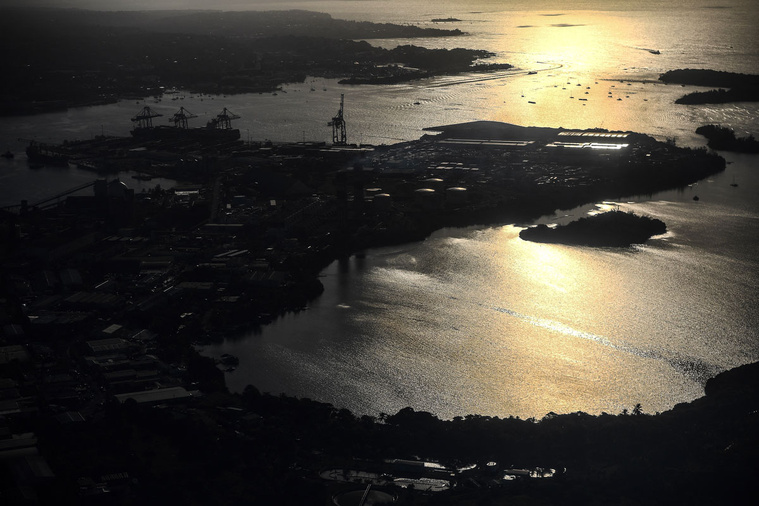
<box><xmin>519</xmin><ymin>210</ymin><xmax>667</xmax><ymax>247</ymax></box>
<box><xmin>696</xmin><ymin>124</ymin><xmax>759</xmax><ymax>153</ymax></box>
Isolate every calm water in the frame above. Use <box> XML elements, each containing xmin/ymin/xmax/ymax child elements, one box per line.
<box><xmin>2</xmin><ymin>1</ymin><xmax>758</xmax><ymax>419</ymax></box>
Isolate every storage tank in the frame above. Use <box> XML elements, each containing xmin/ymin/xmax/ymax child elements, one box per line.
<box><xmin>445</xmin><ymin>187</ymin><xmax>468</xmax><ymax>205</ymax></box>
<box><xmin>414</xmin><ymin>188</ymin><xmax>437</xmax><ymax>209</ymax></box>
<box><xmin>421</xmin><ymin>177</ymin><xmax>444</xmax><ymax>190</ymax></box>
<box><xmin>372</xmin><ymin>193</ymin><xmax>392</xmax><ymax>212</ymax></box>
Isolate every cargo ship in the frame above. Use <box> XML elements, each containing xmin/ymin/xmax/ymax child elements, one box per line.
<box><xmin>130</xmin><ymin>107</ymin><xmax>241</xmax><ymax>142</ymax></box>
<box><xmin>25</xmin><ymin>140</ymin><xmax>69</xmax><ymax>166</ymax></box>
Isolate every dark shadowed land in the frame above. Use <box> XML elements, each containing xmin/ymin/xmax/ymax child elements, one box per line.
<box><xmin>659</xmin><ymin>69</ymin><xmax>759</xmax><ymax>104</ymax></box>
<box><xmin>1</xmin><ymin>6</ymin><xmax>752</xmax><ymax>503</ymax></box>
<box><xmin>0</xmin><ymin>8</ymin><xmax>488</xmax><ymax>116</ymax></box>
<box><xmin>6</xmin><ymin>355</ymin><xmax>758</xmax><ymax>505</ymax></box>
<box><xmin>0</xmin><ymin>115</ymin><xmax>740</xmax><ymax>504</ymax></box>
<box><xmin>696</xmin><ymin>124</ymin><xmax>759</xmax><ymax>153</ymax></box>
<box><xmin>519</xmin><ymin>210</ymin><xmax>667</xmax><ymax>247</ymax></box>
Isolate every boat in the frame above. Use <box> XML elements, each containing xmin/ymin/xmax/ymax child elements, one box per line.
<box><xmin>25</xmin><ymin>141</ymin><xmax>69</xmax><ymax>166</ymax></box>
<box><xmin>649</xmin><ymin>49</ymin><xmax>661</xmax><ymax>55</ymax></box>
<box><xmin>528</xmin><ymin>71</ymin><xmax>537</xmax><ymax>75</ymax></box>
<box><xmin>219</xmin><ymin>354</ymin><xmax>239</xmax><ymax>366</ymax></box>
<box><xmin>2</xmin><ymin>150</ymin><xmax>13</xmax><ymax>159</ymax></box>
<box><xmin>131</xmin><ymin>106</ymin><xmax>241</xmax><ymax>142</ymax></box>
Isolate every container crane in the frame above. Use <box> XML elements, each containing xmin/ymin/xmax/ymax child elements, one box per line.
<box><xmin>169</xmin><ymin>107</ymin><xmax>197</xmax><ymax>129</ymax></box>
<box><xmin>131</xmin><ymin>106</ymin><xmax>163</xmax><ymax>129</ymax></box>
<box><xmin>328</xmin><ymin>94</ymin><xmax>347</xmax><ymax>146</ymax></box>
<box><xmin>208</xmin><ymin>108</ymin><xmax>240</xmax><ymax>130</ymax></box>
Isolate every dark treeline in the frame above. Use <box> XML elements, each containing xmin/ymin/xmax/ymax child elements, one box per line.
<box><xmin>0</xmin><ymin>8</ymin><xmax>464</xmax><ymax>39</ymax></box>
<box><xmin>660</xmin><ymin>69</ymin><xmax>759</xmax><ymax>87</ymax></box>
<box><xmin>0</xmin><ymin>9</ymin><xmax>490</xmax><ymax>116</ymax></box>
<box><xmin>696</xmin><ymin>124</ymin><xmax>759</xmax><ymax>153</ymax></box>
<box><xmin>659</xmin><ymin>69</ymin><xmax>759</xmax><ymax>104</ymax></box>
<box><xmin>29</xmin><ymin>360</ymin><xmax>759</xmax><ymax>505</ymax></box>
<box><xmin>675</xmin><ymin>87</ymin><xmax>759</xmax><ymax>104</ymax></box>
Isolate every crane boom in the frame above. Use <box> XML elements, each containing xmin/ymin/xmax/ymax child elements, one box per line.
<box><xmin>328</xmin><ymin>94</ymin><xmax>347</xmax><ymax>146</ymax></box>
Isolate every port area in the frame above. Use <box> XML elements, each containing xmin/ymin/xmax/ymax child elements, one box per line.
<box><xmin>2</xmin><ymin>121</ymin><xmax>724</xmax><ymax>341</ymax></box>
<box><xmin>0</xmin><ymin>119</ymin><xmax>732</xmax><ymax>504</ymax></box>
<box><xmin>320</xmin><ymin>459</ymin><xmax>557</xmax><ymax>493</ymax></box>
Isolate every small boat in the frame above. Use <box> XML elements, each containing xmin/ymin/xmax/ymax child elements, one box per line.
<box><xmin>1</xmin><ymin>150</ymin><xmax>13</xmax><ymax>159</ymax></box>
<box><xmin>528</xmin><ymin>71</ymin><xmax>537</xmax><ymax>75</ymax></box>
<box><xmin>220</xmin><ymin>353</ymin><xmax>239</xmax><ymax>366</ymax></box>
<box><xmin>528</xmin><ymin>100</ymin><xmax>536</xmax><ymax>104</ymax></box>
<box><xmin>649</xmin><ymin>49</ymin><xmax>661</xmax><ymax>55</ymax></box>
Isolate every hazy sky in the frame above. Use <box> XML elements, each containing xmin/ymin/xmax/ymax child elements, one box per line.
<box><xmin>1</xmin><ymin>0</ymin><xmax>750</xmax><ymax>11</ymax></box>
<box><xmin>0</xmin><ymin>0</ymin><xmax>753</xmax><ymax>17</ymax></box>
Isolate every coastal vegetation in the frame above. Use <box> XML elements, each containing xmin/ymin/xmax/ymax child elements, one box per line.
<box><xmin>519</xmin><ymin>210</ymin><xmax>667</xmax><ymax>247</ymax></box>
<box><xmin>660</xmin><ymin>69</ymin><xmax>759</xmax><ymax>104</ymax></box>
<box><xmin>695</xmin><ymin>124</ymin><xmax>759</xmax><ymax>153</ymax></box>
<box><xmin>23</xmin><ymin>358</ymin><xmax>759</xmax><ymax>505</ymax></box>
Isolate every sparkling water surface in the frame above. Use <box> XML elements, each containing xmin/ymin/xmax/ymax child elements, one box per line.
<box><xmin>1</xmin><ymin>0</ymin><xmax>757</xmax><ymax>419</ymax></box>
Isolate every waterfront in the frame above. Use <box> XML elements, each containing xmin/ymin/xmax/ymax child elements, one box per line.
<box><xmin>205</xmin><ymin>150</ymin><xmax>759</xmax><ymax>419</ymax></box>
<box><xmin>2</xmin><ymin>0</ymin><xmax>758</xmax><ymax>420</ymax></box>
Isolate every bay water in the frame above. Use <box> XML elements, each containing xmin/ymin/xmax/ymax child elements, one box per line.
<box><xmin>1</xmin><ymin>0</ymin><xmax>757</xmax><ymax>419</ymax></box>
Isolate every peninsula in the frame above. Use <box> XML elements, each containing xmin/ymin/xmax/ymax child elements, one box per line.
<box><xmin>696</xmin><ymin>124</ymin><xmax>759</xmax><ymax>153</ymax></box>
<box><xmin>519</xmin><ymin>210</ymin><xmax>667</xmax><ymax>247</ymax></box>
<box><xmin>659</xmin><ymin>69</ymin><xmax>759</xmax><ymax>104</ymax></box>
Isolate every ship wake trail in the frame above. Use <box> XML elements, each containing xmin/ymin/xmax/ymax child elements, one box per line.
<box><xmin>485</xmin><ymin>304</ymin><xmax>721</xmax><ymax>384</ymax></box>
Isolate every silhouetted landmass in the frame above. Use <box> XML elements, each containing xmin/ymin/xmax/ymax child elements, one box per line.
<box><xmin>519</xmin><ymin>210</ymin><xmax>667</xmax><ymax>247</ymax></box>
<box><xmin>696</xmin><ymin>124</ymin><xmax>759</xmax><ymax>152</ymax></box>
<box><xmin>0</xmin><ymin>118</ymin><xmax>740</xmax><ymax>503</ymax></box>
<box><xmin>431</xmin><ymin>17</ymin><xmax>462</xmax><ymax>22</ymax></box>
<box><xmin>18</xmin><ymin>359</ymin><xmax>758</xmax><ymax>505</ymax></box>
<box><xmin>675</xmin><ymin>87</ymin><xmax>759</xmax><ymax>104</ymax></box>
<box><xmin>660</xmin><ymin>69</ymin><xmax>759</xmax><ymax>87</ymax></box>
<box><xmin>339</xmin><ymin>47</ymin><xmax>511</xmax><ymax>84</ymax></box>
<box><xmin>659</xmin><ymin>69</ymin><xmax>759</xmax><ymax>104</ymax></box>
<box><xmin>0</xmin><ymin>8</ymin><xmax>485</xmax><ymax>116</ymax></box>
<box><xmin>0</xmin><ymin>8</ymin><xmax>464</xmax><ymax>40</ymax></box>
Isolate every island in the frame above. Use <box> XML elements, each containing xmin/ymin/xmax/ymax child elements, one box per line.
<box><xmin>659</xmin><ymin>69</ymin><xmax>759</xmax><ymax>104</ymax></box>
<box><xmin>696</xmin><ymin>124</ymin><xmax>759</xmax><ymax>153</ymax></box>
<box><xmin>519</xmin><ymin>210</ymin><xmax>667</xmax><ymax>247</ymax></box>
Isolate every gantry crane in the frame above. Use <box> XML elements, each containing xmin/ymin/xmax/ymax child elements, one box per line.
<box><xmin>328</xmin><ymin>94</ymin><xmax>347</xmax><ymax>146</ymax></box>
<box><xmin>208</xmin><ymin>107</ymin><xmax>241</xmax><ymax>130</ymax></box>
<box><xmin>169</xmin><ymin>107</ymin><xmax>197</xmax><ymax>129</ymax></box>
<box><xmin>131</xmin><ymin>106</ymin><xmax>163</xmax><ymax>129</ymax></box>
